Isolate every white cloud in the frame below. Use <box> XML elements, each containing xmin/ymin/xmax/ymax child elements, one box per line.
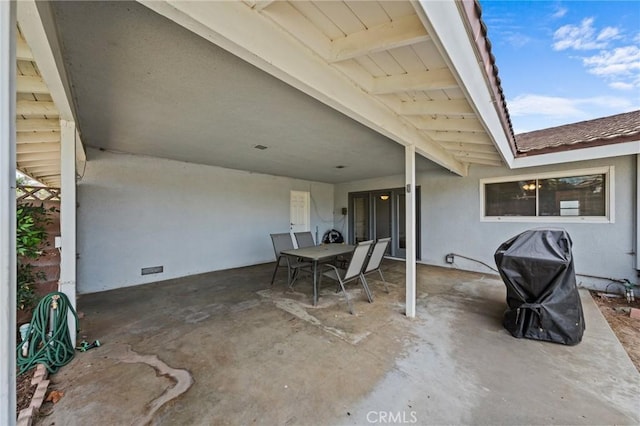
<box><xmin>553</xmin><ymin>18</ymin><xmax>620</xmax><ymax>51</ymax></box>
<box><xmin>596</xmin><ymin>27</ymin><xmax>620</xmax><ymax>42</ymax></box>
<box><xmin>609</xmin><ymin>81</ymin><xmax>634</xmax><ymax>90</ymax></box>
<box><xmin>507</xmin><ymin>94</ymin><xmax>633</xmax><ymax>117</ymax></box>
<box><xmin>551</xmin><ymin>6</ymin><xmax>568</xmax><ymax>19</ymax></box>
<box><xmin>506</xmin><ymin>33</ymin><xmax>532</xmax><ymax>48</ymax></box>
<box><xmin>582</xmin><ymin>46</ymin><xmax>640</xmax><ymax>76</ymax></box>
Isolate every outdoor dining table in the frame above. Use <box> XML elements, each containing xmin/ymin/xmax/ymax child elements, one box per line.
<box><xmin>281</xmin><ymin>243</ymin><xmax>355</xmax><ymax>306</ymax></box>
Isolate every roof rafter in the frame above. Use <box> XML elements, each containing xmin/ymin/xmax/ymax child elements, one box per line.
<box><xmin>425</xmin><ymin>130</ymin><xmax>491</xmax><ymax>144</ymax></box>
<box><xmin>409</xmin><ymin>116</ymin><xmax>484</xmax><ymax>132</ymax></box>
<box><xmin>440</xmin><ymin>141</ymin><xmax>498</xmax><ymax>154</ymax></box>
<box><xmin>328</xmin><ymin>14</ymin><xmax>430</xmax><ymax>63</ymax></box>
<box><xmin>367</xmin><ymin>68</ymin><xmax>457</xmax><ymax>95</ymax></box>
<box><xmin>393</xmin><ymin>98</ymin><xmax>474</xmax><ymax>116</ymax></box>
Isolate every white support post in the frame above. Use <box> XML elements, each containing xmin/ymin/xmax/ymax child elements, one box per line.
<box><xmin>637</xmin><ymin>155</ymin><xmax>639</xmax><ymax>270</ymax></box>
<box><xmin>405</xmin><ymin>144</ymin><xmax>417</xmax><ymax>318</ymax></box>
<box><xmin>1</xmin><ymin>2</ymin><xmax>17</xmax><ymax>424</ymax></box>
<box><xmin>59</xmin><ymin>119</ymin><xmax>77</xmax><ymax>345</ymax></box>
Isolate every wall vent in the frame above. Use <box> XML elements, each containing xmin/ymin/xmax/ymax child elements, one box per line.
<box><xmin>141</xmin><ymin>266</ymin><xmax>163</xmax><ymax>275</ymax></box>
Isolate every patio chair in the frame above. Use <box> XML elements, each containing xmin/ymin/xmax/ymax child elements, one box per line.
<box><xmin>294</xmin><ymin>231</ymin><xmax>315</xmax><ymax>248</ymax></box>
<box><xmin>270</xmin><ymin>233</ymin><xmax>312</xmax><ymax>288</ymax></box>
<box><xmin>362</xmin><ymin>237</ymin><xmax>391</xmax><ymax>296</ymax></box>
<box><xmin>320</xmin><ymin>240</ymin><xmax>374</xmax><ymax>314</ymax></box>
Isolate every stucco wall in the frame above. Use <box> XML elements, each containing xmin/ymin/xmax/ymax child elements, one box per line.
<box><xmin>77</xmin><ymin>148</ymin><xmax>334</xmax><ymax>293</ymax></box>
<box><xmin>335</xmin><ymin>155</ymin><xmax>638</xmax><ymax>288</ymax></box>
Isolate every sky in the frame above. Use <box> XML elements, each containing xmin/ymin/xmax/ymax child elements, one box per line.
<box><xmin>479</xmin><ymin>1</ymin><xmax>640</xmax><ymax>134</ymax></box>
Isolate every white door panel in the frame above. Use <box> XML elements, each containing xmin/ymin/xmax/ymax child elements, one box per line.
<box><xmin>290</xmin><ymin>191</ymin><xmax>310</xmax><ymax>234</ymax></box>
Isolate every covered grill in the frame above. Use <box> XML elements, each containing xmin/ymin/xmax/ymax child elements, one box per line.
<box><xmin>494</xmin><ymin>229</ymin><xmax>585</xmax><ymax>345</ymax></box>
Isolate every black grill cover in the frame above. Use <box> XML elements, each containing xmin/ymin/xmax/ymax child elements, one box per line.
<box><xmin>494</xmin><ymin>229</ymin><xmax>585</xmax><ymax>345</ymax></box>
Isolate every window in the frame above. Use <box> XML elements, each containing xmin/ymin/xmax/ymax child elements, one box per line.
<box><xmin>481</xmin><ymin>167</ymin><xmax>613</xmax><ymax>222</ymax></box>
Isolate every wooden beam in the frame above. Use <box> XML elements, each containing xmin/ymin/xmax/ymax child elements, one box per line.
<box><xmin>410</xmin><ymin>116</ymin><xmax>484</xmax><ymax>132</ymax></box>
<box><xmin>16</xmin><ymin>142</ymin><xmax>59</xmax><ymax>154</ymax></box>
<box><xmin>452</xmin><ymin>150</ymin><xmax>502</xmax><ymax>162</ymax></box>
<box><xmin>17</xmin><ymin>151</ymin><xmax>60</xmax><ymax>161</ymax></box>
<box><xmin>440</xmin><ymin>141</ymin><xmax>499</xmax><ymax>154</ymax></box>
<box><xmin>16</xmin><ymin>74</ymin><xmax>48</xmax><ymax>94</ymax></box>
<box><xmin>394</xmin><ymin>98</ymin><xmax>474</xmax><ymax>115</ymax></box>
<box><xmin>140</xmin><ymin>0</ymin><xmax>467</xmax><ymax>176</ymax></box>
<box><xmin>16</xmin><ymin>100</ymin><xmax>57</xmax><ymax>116</ymax></box>
<box><xmin>426</xmin><ymin>130</ymin><xmax>492</xmax><ymax>144</ymax></box>
<box><xmin>17</xmin><ymin>131</ymin><xmax>59</xmax><ymax>143</ymax></box>
<box><xmin>328</xmin><ymin>14</ymin><xmax>430</xmax><ymax>63</ymax></box>
<box><xmin>18</xmin><ymin>165</ymin><xmax>58</xmax><ymax>173</ymax></box>
<box><xmin>16</xmin><ymin>118</ymin><xmax>59</xmax><ymax>132</ymax></box>
<box><xmin>455</xmin><ymin>156</ymin><xmax>502</xmax><ymax>167</ymax></box>
<box><xmin>369</xmin><ymin>68</ymin><xmax>457</xmax><ymax>95</ymax></box>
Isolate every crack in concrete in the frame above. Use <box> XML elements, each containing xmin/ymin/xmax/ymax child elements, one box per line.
<box><xmin>115</xmin><ymin>345</ymin><xmax>194</xmax><ymax>425</ymax></box>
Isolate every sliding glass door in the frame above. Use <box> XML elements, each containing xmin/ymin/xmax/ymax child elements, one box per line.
<box><xmin>348</xmin><ymin>187</ymin><xmax>420</xmax><ymax>259</ymax></box>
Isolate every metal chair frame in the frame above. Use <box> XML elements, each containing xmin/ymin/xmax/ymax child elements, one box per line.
<box><xmin>320</xmin><ymin>240</ymin><xmax>374</xmax><ymax>314</ymax></box>
<box><xmin>270</xmin><ymin>233</ymin><xmax>312</xmax><ymax>288</ymax></box>
<box><xmin>362</xmin><ymin>237</ymin><xmax>392</xmax><ymax>295</ymax></box>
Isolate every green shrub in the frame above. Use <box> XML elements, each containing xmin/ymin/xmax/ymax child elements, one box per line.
<box><xmin>16</xmin><ymin>202</ymin><xmax>56</xmax><ymax>310</ymax></box>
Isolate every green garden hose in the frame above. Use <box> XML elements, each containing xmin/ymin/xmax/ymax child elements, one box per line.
<box><xmin>17</xmin><ymin>291</ymin><xmax>79</xmax><ymax>374</ymax></box>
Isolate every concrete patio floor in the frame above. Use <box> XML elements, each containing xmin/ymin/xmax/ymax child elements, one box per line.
<box><xmin>36</xmin><ymin>261</ymin><xmax>639</xmax><ymax>425</ymax></box>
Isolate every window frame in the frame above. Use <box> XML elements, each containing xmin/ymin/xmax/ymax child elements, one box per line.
<box><xmin>480</xmin><ymin>166</ymin><xmax>614</xmax><ymax>223</ymax></box>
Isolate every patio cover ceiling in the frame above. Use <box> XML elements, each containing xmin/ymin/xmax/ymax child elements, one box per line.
<box><xmin>15</xmin><ymin>27</ymin><xmax>61</xmax><ymax>187</ymax></box>
<box><xmin>20</xmin><ymin>0</ymin><xmax>516</xmax><ymax>185</ymax></box>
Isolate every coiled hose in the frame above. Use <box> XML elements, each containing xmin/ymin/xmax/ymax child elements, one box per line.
<box><xmin>17</xmin><ymin>291</ymin><xmax>79</xmax><ymax>374</ymax></box>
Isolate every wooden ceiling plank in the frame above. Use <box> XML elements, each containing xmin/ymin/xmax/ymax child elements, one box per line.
<box><xmin>393</xmin><ymin>98</ymin><xmax>474</xmax><ymax>115</ymax></box>
<box><xmin>289</xmin><ymin>2</ymin><xmax>343</xmax><ymax>40</ymax></box>
<box><xmin>367</xmin><ymin>50</ymin><xmax>404</xmax><ymax>75</ymax></box>
<box><xmin>440</xmin><ymin>141</ymin><xmax>498</xmax><ymax>154</ymax></box>
<box><xmin>18</xmin><ymin>165</ymin><xmax>59</xmax><ymax>173</ymax></box>
<box><xmin>252</xmin><ymin>0</ymin><xmax>275</xmax><ymax>12</ymax></box>
<box><xmin>345</xmin><ymin>2</ymin><xmax>389</xmax><ymax>28</ymax></box>
<box><xmin>16</xmin><ymin>142</ymin><xmax>60</xmax><ymax>154</ymax></box>
<box><xmin>426</xmin><ymin>130</ymin><xmax>492</xmax><ymax>144</ymax></box>
<box><xmin>388</xmin><ymin>45</ymin><xmax>425</xmax><ymax>74</ymax></box>
<box><xmin>259</xmin><ymin>2</ymin><xmax>331</xmax><ymax>58</ymax></box>
<box><xmin>16</xmin><ymin>100</ymin><xmax>58</xmax><ymax>116</ymax></box>
<box><xmin>370</xmin><ymin>68</ymin><xmax>457</xmax><ymax>95</ymax></box>
<box><xmin>17</xmin><ymin>131</ymin><xmax>60</xmax><ymax>144</ymax></box>
<box><xmin>16</xmin><ymin>118</ymin><xmax>60</xmax><ymax>132</ymax></box>
<box><xmin>16</xmin><ymin>74</ymin><xmax>49</xmax><ymax>94</ymax></box>
<box><xmin>16</xmin><ymin>35</ymin><xmax>34</xmax><ymax>61</ymax></box>
<box><xmin>454</xmin><ymin>156</ymin><xmax>502</xmax><ymax>167</ymax></box>
<box><xmin>17</xmin><ymin>60</ymin><xmax>38</xmax><ymax>77</ymax></box>
<box><xmin>411</xmin><ymin>116</ymin><xmax>484</xmax><ymax>132</ymax></box>
<box><xmin>314</xmin><ymin>1</ymin><xmax>364</xmax><ymax>35</ymax></box>
<box><xmin>353</xmin><ymin>55</ymin><xmax>386</xmax><ymax>77</ymax></box>
<box><xmin>18</xmin><ymin>151</ymin><xmax>60</xmax><ymax>161</ymax></box>
<box><xmin>378</xmin><ymin>1</ymin><xmax>416</xmax><ymax>20</ymax></box>
<box><xmin>451</xmin><ymin>151</ymin><xmax>501</xmax><ymax>161</ymax></box>
<box><xmin>328</xmin><ymin>13</ymin><xmax>430</xmax><ymax>63</ymax></box>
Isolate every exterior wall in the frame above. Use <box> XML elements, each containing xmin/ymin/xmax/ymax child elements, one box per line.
<box><xmin>77</xmin><ymin>148</ymin><xmax>334</xmax><ymax>294</ymax></box>
<box><xmin>335</xmin><ymin>155</ymin><xmax>638</xmax><ymax>289</ymax></box>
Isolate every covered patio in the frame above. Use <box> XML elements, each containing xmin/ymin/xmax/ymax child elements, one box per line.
<box><xmin>38</xmin><ymin>264</ymin><xmax>639</xmax><ymax>425</ymax></box>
